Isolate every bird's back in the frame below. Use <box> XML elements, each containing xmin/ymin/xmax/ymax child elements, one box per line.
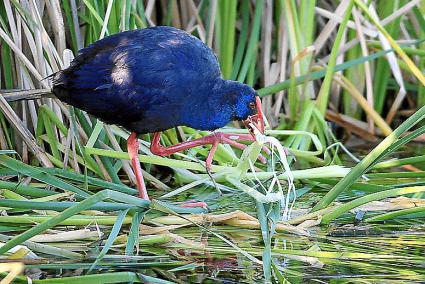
<box><xmin>52</xmin><ymin>26</ymin><xmax>221</xmax><ymax>133</ymax></box>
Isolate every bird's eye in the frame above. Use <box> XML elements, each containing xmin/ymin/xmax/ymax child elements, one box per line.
<box><xmin>249</xmin><ymin>102</ymin><xmax>256</xmax><ymax>110</ymax></box>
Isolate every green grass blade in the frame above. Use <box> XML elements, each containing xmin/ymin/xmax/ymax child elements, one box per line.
<box><xmin>32</xmin><ymin>272</ymin><xmax>169</xmax><ymax>284</ymax></box>
<box><xmin>89</xmin><ymin>208</ymin><xmax>130</xmax><ymax>272</ymax></box>
<box><xmin>0</xmin><ymin>190</ymin><xmax>149</xmax><ymax>255</ymax></box>
<box><xmin>0</xmin><ymin>154</ymin><xmax>91</xmax><ymax>198</ymax></box>
<box><xmin>365</xmin><ymin>206</ymin><xmax>425</xmax><ymax>222</ymax></box>
<box><xmin>125</xmin><ymin>211</ymin><xmax>144</xmax><ymax>255</ymax></box>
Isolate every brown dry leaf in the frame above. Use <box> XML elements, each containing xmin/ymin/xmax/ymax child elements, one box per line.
<box><xmin>326</xmin><ymin>110</ymin><xmax>378</xmax><ymax>141</ymax></box>
<box><xmin>149</xmin><ymin>210</ymin><xmax>309</xmax><ymax>236</ymax></box>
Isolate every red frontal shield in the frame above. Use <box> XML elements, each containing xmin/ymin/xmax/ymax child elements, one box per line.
<box><xmin>243</xmin><ymin>96</ymin><xmax>265</xmax><ymax>138</ymax></box>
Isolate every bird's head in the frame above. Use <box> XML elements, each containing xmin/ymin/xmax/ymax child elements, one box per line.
<box><xmin>213</xmin><ymin>80</ymin><xmax>264</xmax><ymax>138</ymax></box>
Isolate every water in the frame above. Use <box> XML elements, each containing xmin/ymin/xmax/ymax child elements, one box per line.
<box><xmin>17</xmin><ymin>151</ymin><xmax>425</xmax><ymax>283</ymax></box>
<box><xmin>162</xmin><ymin>223</ymin><xmax>424</xmax><ymax>283</ymax></box>
<box><xmin>24</xmin><ymin>211</ymin><xmax>424</xmax><ymax>283</ymax></box>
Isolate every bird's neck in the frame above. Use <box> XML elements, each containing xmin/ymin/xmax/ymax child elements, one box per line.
<box><xmin>181</xmin><ymin>79</ymin><xmax>232</xmax><ymax>131</ymax></box>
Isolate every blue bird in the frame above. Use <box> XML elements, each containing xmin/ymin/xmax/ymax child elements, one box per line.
<box><xmin>52</xmin><ymin>26</ymin><xmax>265</xmax><ymax>201</ymax></box>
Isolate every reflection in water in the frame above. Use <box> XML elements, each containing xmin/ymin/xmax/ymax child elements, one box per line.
<box><xmin>172</xmin><ymin>224</ymin><xmax>425</xmax><ymax>283</ymax></box>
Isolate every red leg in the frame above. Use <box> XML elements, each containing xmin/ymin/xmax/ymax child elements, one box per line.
<box><xmin>205</xmin><ymin>140</ymin><xmax>219</xmax><ymax>170</ymax></box>
<box><xmin>150</xmin><ymin>132</ymin><xmax>269</xmax><ymax>170</ymax></box>
<box><xmin>128</xmin><ymin>132</ymin><xmax>149</xmax><ymax>200</ymax></box>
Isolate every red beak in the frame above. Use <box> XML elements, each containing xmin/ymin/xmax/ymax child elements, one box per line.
<box><xmin>243</xmin><ymin>96</ymin><xmax>265</xmax><ymax>139</ymax></box>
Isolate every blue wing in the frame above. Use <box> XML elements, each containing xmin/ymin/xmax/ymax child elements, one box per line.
<box><xmin>52</xmin><ymin>26</ymin><xmax>221</xmax><ymax>133</ymax></box>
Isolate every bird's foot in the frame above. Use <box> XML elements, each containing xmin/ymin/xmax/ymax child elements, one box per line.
<box><xmin>205</xmin><ymin>132</ymin><xmax>270</xmax><ymax>171</ymax></box>
<box><xmin>150</xmin><ymin>131</ymin><xmax>270</xmax><ymax>172</ymax></box>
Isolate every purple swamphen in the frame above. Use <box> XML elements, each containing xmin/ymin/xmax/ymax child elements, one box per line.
<box><xmin>52</xmin><ymin>26</ymin><xmax>265</xmax><ymax>201</ymax></box>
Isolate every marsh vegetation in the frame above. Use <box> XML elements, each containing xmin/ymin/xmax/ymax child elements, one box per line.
<box><xmin>0</xmin><ymin>0</ymin><xmax>424</xmax><ymax>283</ymax></box>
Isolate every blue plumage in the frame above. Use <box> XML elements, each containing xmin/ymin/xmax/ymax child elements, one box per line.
<box><xmin>53</xmin><ymin>26</ymin><xmax>257</xmax><ymax>134</ymax></box>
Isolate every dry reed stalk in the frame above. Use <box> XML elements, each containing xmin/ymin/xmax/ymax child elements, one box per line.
<box><xmin>0</xmin><ymin>92</ymin><xmax>53</xmax><ymax>167</ymax></box>
<box><xmin>352</xmin><ymin>8</ymin><xmax>375</xmax><ymax>133</ymax></box>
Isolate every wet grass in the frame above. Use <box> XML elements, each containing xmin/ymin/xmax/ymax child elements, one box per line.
<box><xmin>0</xmin><ymin>149</ymin><xmax>424</xmax><ymax>282</ymax></box>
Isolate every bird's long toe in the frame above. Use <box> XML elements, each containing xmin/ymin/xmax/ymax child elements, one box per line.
<box><xmin>218</xmin><ymin>132</ymin><xmax>269</xmax><ymax>164</ymax></box>
<box><xmin>179</xmin><ymin>200</ymin><xmax>208</xmax><ymax>209</ymax></box>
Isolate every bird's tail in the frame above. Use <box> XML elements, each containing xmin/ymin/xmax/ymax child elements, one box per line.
<box><xmin>0</xmin><ymin>70</ymin><xmax>64</xmax><ymax>102</ymax></box>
